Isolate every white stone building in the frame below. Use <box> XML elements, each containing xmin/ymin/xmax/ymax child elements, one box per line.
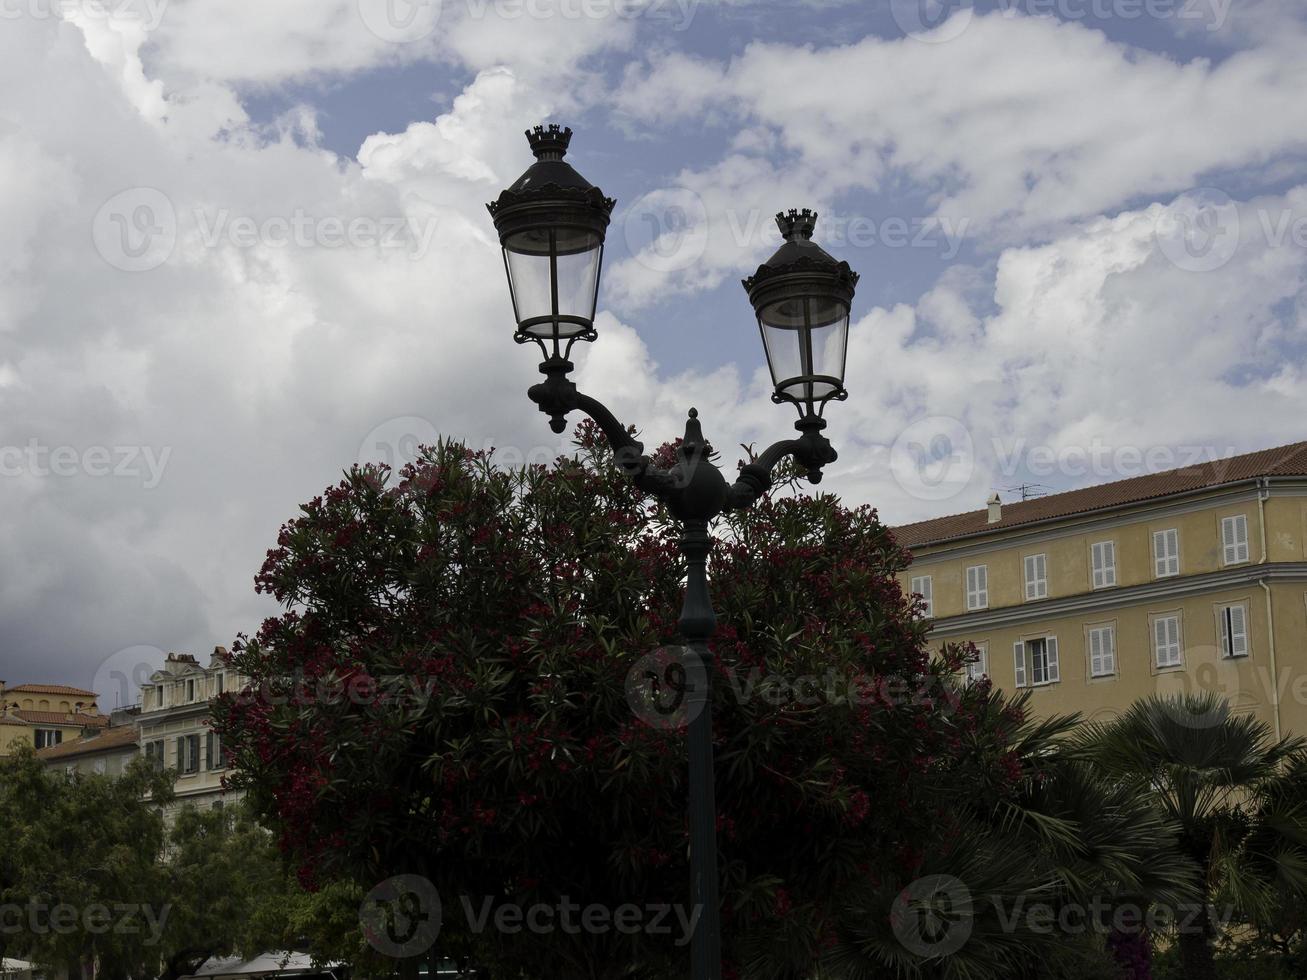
<box><xmin>138</xmin><ymin>648</ymin><xmax>244</xmax><ymax>813</ymax></box>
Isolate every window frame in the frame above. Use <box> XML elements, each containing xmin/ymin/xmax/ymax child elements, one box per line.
<box><xmin>1014</xmin><ymin>635</ymin><xmax>1060</xmax><ymax>688</ymax></box>
<box><xmin>1087</xmin><ymin>623</ymin><xmax>1117</xmax><ymax>678</ymax></box>
<box><xmin>1221</xmin><ymin>514</ymin><xmax>1250</xmax><ymax>566</ymax></box>
<box><xmin>964</xmin><ymin>641</ymin><xmax>988</xmax><ymax>684</ymax></box>
<box><xmin>910</xmin><ymin>574</ymin><xmax>934</xmax><ymax>619</ymax></box>
<box><xmin>1217</xmin><ymin>601</ymin><xmax>1250</xmax><ymax>658</ymax></box>
<box><xmin>1151</xmin><ymin>612</ymin><xmax>1184</xmax><ymax>669</ymax></box>
<box><xmin>1090</xmin><ymin>540</ymin><xmax>1117</xmax><ymax>589</ymax></box>
<box><xmin>1023</xmin><ymin>553</ymin><xmax>1048</xmax><ymax>601</ymax></box>
<box><xmin>965</xmin><ymin>564</ymin><xmax>989</xmax><ymax>611</ymax></box>
<box><xmin>1153</xmin><ymin>528</ymin><xmax>1180</xmax><ymax>579</ymax></box>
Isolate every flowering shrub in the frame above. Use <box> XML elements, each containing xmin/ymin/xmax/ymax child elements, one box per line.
<box><xmin>213</xmin><ymin>428</ymin><xmax>1070</xmax><ymax>978</ymax></box>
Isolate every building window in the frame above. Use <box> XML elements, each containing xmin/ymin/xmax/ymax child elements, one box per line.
<box><xmin>215</xmin><ymin>673</ymin><xmax>224</xmax><ymax>696</ymax></box>
<box><xmin>34</xmin><ymin>729</ymin><xmax>63</xmax><ymax>749</ymax></box>
<box><xmin>1218</xmin><ymin>603</ymin><xmax>1249</xmax><ymax>658</ymax></box>
<box><xmin>186</xmin><ymin>679</ymin><xmax>196</xmax><ymax>702</ymax></box>
<box><xmin>964</xmin><ymin>642</ymin><xmax>988</xmax><ymax>684</ymax></box>
<box><xmin>1091</xmin><ymin>541</ymin><xmax>1117</xmax><ymax>589</ymax></box>
<box><xmin>1024</xmin><ymin>554</ymin><xmax>1048</xmax><ymax>601</ymax></box>
<box><xmin>1088</xmin><ymin>625</ymin><xmax>1116</xmax><ymax>677</ymax></box>
<box><xmin>1153</xmin><ymin>529</ymin><xmax>1180</xmax><ymax>578</ymax></box>
<box><xmin>155</xmin><ymin>685</ymin><xmax>165</xmax><ymax>709</ymax></box>
<box><xmin>910</xmin><ymin>575</ymin><xmax>934</xmax><ymax>618</ymax></box>
<box><xmin>965</xmin><ymin>565</ymin><xmax>988</xmax><ymax>610</ymax></box>
<box><xmin>176</xmin><ymin>734</ymin><xmax>200</xmax><ymax>774</ymax></box>
<box><xmin>206</xmin><ymin>732</ymin><xmax>227</xmax><ymax>771</ymax></box>
<box><xmin>1153</xmin><ymin>614</ymin><xmax>1182</xmax><ymax>668</ymax></box>
<box><xmin>1221</xmin><ymin>515</ymin><xmax>1250</xmax><ymax>566</ymax></box>
<box><xmin>1014</xmin><ymin>636</ymin><xmax>1060</xmax><ymax>688</ymax></box>
<box><xmin>144</xmin><ymin>740</ymin><xmax>166</xmax><ymax>770</ymax></box>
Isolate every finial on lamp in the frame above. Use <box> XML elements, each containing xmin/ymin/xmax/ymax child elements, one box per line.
<box><xmin>776</xmin><ymin>208</ymin><xmax>818</xmax><ymax>242</ymax></box>
<box><xmin>525</xmin><ymin>124</ymin><xmax>573</xmax><ymax>161</ymax></box>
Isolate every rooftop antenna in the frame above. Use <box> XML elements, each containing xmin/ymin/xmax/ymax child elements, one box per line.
<box><xmin>999</xmin><ymin>483</ymin><xmax>1051</xmax><ymax>502</ymax></box>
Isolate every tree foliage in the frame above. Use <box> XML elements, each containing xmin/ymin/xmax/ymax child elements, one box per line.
<box><xmin>215</xmin><ymin>430</ymin><xmax>1193</xmax><ymax>979</ymax></box>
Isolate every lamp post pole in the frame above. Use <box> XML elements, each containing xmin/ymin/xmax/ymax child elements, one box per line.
<box><xmin>489</xmin><ymin>125</ymin><xmax>858</xmax><ymax>980</ymax></box>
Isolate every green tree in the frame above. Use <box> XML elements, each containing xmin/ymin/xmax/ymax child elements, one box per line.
<box><xmin>0</xmin><ymin>747</ymin><xmax>174</xmax><ymax>980</ymax></box>
<box><xmin>156</xmin><ymin>800</ymin><xmax>303</xmax><ymax>980</ymax></box>
<box><xmin>1078</xmin><ymin>694</ymin><xmax>1307</xmax><ymax>980</ymax></box>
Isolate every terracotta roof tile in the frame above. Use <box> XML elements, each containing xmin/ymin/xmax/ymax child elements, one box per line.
<box><xmin>3</xmin><ymin>684</ymin><xmax>99</xmax><ymax>698</ymax></box>
<box><xmin>891</xmin><ymin>439</ymin><xmax>1307</xmax><ymax>549</ymax></box>
<box><xmin>35</xmin><ymin>725</ymin><xmax>139</xmax><ymax>760</ymax></box>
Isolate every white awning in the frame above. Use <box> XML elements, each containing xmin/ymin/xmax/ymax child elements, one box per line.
<box><xmin>181</xmin><ymin>952</ymin><xmax>341</xmax><ymax>979</ymax></box>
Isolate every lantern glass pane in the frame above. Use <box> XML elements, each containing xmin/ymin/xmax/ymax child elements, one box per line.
<box><xmin>504</xmin><ymin>228</ymin><xmax>602</xmax><ymax>339</ymax></box>
<box><xmin>504</xmin><ymin>234</ymin><xmax>553</xmax><ymax>334</ymax></box>
<box><xmin>554</xmin><ymin>231</ymin><xmax>602</xmax><ymax>326</ymax></box>
<box><xmin>759</xmin><ymin>296</ymin><xmax>850</xmax><ymax>401</ymax></box>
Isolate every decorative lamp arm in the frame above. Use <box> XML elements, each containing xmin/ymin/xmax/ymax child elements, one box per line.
<box><xmin>726</xmin><ymin>415</ymin><xmax>837</xmax><ymax>511</ymax></box>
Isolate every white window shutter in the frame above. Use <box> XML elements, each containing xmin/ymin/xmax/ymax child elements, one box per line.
<box><xmin>1014</xmin><ymin>641</ymin><xmax>1027</xmax><ymax>688</ymax></box>
<box><xmin>1089</xmin><ymin>629</ymin><xmax>1102</xmax><ymax>676</ymax></box>
<box><xmin>1223</xmin><ymin>516</ymin><xmax>1248</xmax><ymax>565</ymax></box>
<box><xmin>1228</xmin><ymin>604</ymin><xmax>1248</xmax><ymax>657</ymax></box>
<box><xmin>1046</xmin><ymin>636</ymin><xmax>1060</xmax><ymax>682</ymax></box>
<box><xmin>1102</xmin><ymin>628</ymin><xmax>1115</xmax><ymax>675</ymax></box>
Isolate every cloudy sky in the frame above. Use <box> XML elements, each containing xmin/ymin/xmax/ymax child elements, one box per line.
<box><xmin>3</xmin><ymin>0</ymin><xmax>1307</xmax><ymax>700</ymax></box>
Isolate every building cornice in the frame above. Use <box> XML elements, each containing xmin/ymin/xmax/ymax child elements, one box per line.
<box><xmin>925</xmin><ymin>561</ymin><xmax>1307</xmax><ymax>636</ymax></box>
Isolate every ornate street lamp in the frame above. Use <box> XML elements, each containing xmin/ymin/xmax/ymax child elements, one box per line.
<box><xmin>489</xmin><ymin>125</ymin><xmax>858</xmax><ymax>980</ymax></box>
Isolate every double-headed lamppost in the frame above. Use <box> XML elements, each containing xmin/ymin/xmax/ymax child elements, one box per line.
<box><xmin>488</xmin><ymin>124</ymin><xmax>859</xmax><ymax>980</ymax></box>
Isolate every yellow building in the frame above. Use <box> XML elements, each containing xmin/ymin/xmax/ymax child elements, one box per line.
<box><xmin>0</xmin><ymin>682</ymin><xmax>107</xmax><ymax>756</ymax></box>
<box><xmin>893</xmin><ymin>441</ymin><xmax>1307</xmax><ymax>738</ymax></box>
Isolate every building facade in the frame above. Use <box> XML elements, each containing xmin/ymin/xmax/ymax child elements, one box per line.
<box><xmin>0</xmin><ymin>683</ymin><xmax>107</xmax><ymax>756</ymax></box>
<box><xmin>137</xmin><ymin>648</ymin><xmax>243</xmax><ymax>812</ymax></box>
<box><xmin>35</xmin><ymin>721</ymin><xmax>140</xmax><ymax>776</ymax></box>
<box><xmin>894</xmin><ymin>441</ymin><xmax>1307</xmax><ymax>739</ymax></box>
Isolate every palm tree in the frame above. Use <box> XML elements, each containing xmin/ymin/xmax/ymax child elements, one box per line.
<box><xmin>1077</xmin><ymin>693</ymin><xmax>1307</xmax><ymax>980</ymax></box>
<box><xmin>807</xmin><ymin>687</ymin><xmax>1199</xmax><ymax>980</ymax></box>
